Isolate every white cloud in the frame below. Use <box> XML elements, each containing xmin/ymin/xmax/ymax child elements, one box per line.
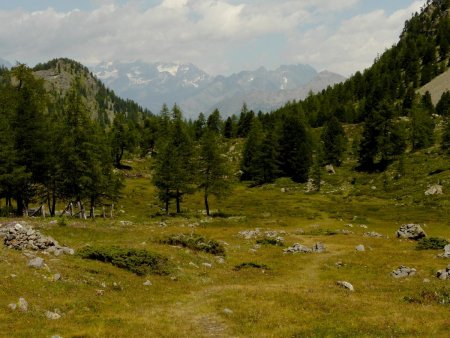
<box><xmin>0</xmin><ymin>0</ymin><xmax>426</xmax><ymax>75</ymax></box>
<box><xmin>289</xmin><ymin>1</ymin><xmax>425</xmax><ymax>75</ymax></box>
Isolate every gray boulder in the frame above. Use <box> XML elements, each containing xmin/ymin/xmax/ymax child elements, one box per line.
<box><xmin>18</xmin><ymin>298</ymin><xmax>28</xmax><ymax>312</ymax></box>
<box><xmin>28</xmin><ymin>257</ymin><xmax>44</xmax><ymax>269</ymax></box>
<box><xmin>438</xmin><ymin>244</ymin><xmax>450</xmax><ymax>258</ymax></box>
<box><xmin>425</xmin><ymin>184</ymin><xmax>443</xmax><ymax>196</ymax></box>
<box><xmin>284</xmin><ymin>243</ymin><xmax>312</xmax><ymax>254</ymax></box>
<box><xmin>396</xmin><ymin>224</ymin><xmax>426</xmax><ymax>240</ymax></box>
<box><xmin>436</xmin><ymin>264</ymin><xmax>450</xmax><ymax>280</ymax></box>
<box><xmin>391</xmin><ymin>265</ymin><xmax>416</xmax><ymax>278</ymax></box>
<box><xmin>312</xmin><ymin>242</ymin><xmax>326</xmax><ymax>253</ymax></box>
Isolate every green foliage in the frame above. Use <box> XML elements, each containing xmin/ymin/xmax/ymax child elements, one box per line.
<box><xmin>442</xmin><ymin>119</ymin><xmax>450</xmax><ymax>153</ymax></box>
<box><xmin>256</xmin><ymin>238</ymin><xmax>284</xmax><ymax>246</ymax></box>
<box><xmin>320</xmin><ymin>115</ymin><xmax>346</xmax><ymax>166</ymax></box>
<box><xmin>78</xmin><ymin>246</ymin><xmax>170</xmax><ymax>276</ymax></box>
<box><xmin>416</xmin><ymin>237</ymin><xmax>449</xmax><ymax>250</ymax></box>
<box><xmin>233</xmin><ymin>262</ymin><xmax>271</xmax><ymax>271</ymax></box>
<box><xmin>436</xmin><ymin>91</ymin><xmax>450</xmax><ymax>116</ymax></box>
<box><xmin>161</xmin><ymin>233</ymin><xmax>225</xmax><ymax>256</ymax></box>
<box><xmin>240</xmin><ymin>119</ymin><xmax>264</xmax><ymax>181</ymax></box>
<box><xmin>198</xmin><ymin>130</ymin><xmax>231</xmax><ymax>215</ymax></box>
<box><xmin>278</xmin><ymin>114</ymin><xmax>313</xmax><ymax>183</ymax></box>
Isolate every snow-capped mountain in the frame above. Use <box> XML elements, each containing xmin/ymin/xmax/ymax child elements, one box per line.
<box><xmin>92</xmin><ymin>61</ymin><xmax>345</xmax><ymax>117</ymax></box>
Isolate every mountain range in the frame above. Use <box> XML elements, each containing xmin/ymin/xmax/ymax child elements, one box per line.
<box><xmin>92</xmin><ymin>61</ymin><xmax>346</xmax><ymax>117</ymax></box>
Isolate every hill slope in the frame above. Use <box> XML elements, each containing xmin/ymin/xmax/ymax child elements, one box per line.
<box><xmin>418</xmin><ymin>68</ymin><xmax>450</xmax><ymax>104</ymax></box>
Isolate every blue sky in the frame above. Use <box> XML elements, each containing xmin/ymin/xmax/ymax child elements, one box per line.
<box><xmin>0</xmin><ymin>0</ymin><xmax>426</xmax><ymax>76</ymax></box>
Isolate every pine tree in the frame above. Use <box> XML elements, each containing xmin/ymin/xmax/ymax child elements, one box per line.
<box><xmin>223</xmin><ymin>117</ymin><xmax>234</xmax><ymax>139</ymax></box>
<box><xmin>278</xmin><ymin>114</ymin><xmax>313</xmax><ymax>183</ymax></box>
<box><xmin>436</xmin><ymin>91</ymin><xmax>450</xmax><ymax>116</ymax></box>
<box><xmin>198</xmin><ymin>130</ymin><xmax>230</xmax><ymax>216</ymax></box>
<box><xmin>441</xmin><ymin>119</ymin><xmax>450</xmax><ymax>153</ymax></box>
<box><xmin>410</xmin><ymin>107</ymin><xmax>435</xmax><ymax>151</ymax></box>
<box><xmin>109</xmin><ymin>112</ymin><xmax>139</xmax><ymax>168</ymax></box>
<box><xmin>320</xmin><ymin>115</ymin><xmax>346</xmax><ymax>167</ymax></box>
<box><xmin>253</xmin><ymin>131</ymin><xmax>280</xmax><ymax>184</ymax></box>
<box><xmin>207</xmin><ymin>109</ymin><xmax>222</xmax><ymax>134</ymax></box>
<box><xmin>240</xmin><ymin>119</ymin><xmax>264</xmax><ymax>181</ymax></box>
<box><xmin>193</xmin><ymin>112</ymin><xmax>206</xmax><ymax>140</ymax></box>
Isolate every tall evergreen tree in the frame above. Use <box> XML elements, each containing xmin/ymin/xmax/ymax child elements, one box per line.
<box><xmin>278</xmin><ymin>114</ymin><xmax>313</xmax><ymax>183</ymax></box>
<box><xmin>320</xmin><ymin>115</ymin><xmax>346</xmax><ymax>167</ymax></box>
<box><xmin>240</xmin><ymin>119</ymin><xmax>264</xmax><ymax>181</ymax></box>
<box><xmin>198</xmin><ymin>130</ymin><xmax>230</xmax><ymax>216</ymax></box>
<box><xmin>253</xmin><ymin>131</ymin><xmax>281</xmax><ymax>184</ymax></box>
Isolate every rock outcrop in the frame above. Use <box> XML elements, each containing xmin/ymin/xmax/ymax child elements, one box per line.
<box><xmin>391</xmin><ymin>265</ymin><xmax>416</xmax><ymax>278</ymax></box>
<box><xmin>396</xmin><ymin>224</ymin><xmax>426</xmax><ymax>240</ymax></box>
<box><xmin>1</xmin><ymin>223</ymin><xmax>74</xmax><ymax>255</ymax></box>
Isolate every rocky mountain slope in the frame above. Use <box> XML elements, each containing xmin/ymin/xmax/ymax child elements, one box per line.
<box><xmin>92</xmin><ymin>61</ymin><xmax>345</xmax><ymax>117</ymax></box>
<box><xmin>418</xmin><ymin>68</ymin><xmax>450</xmax><ymax>104</ymax></box>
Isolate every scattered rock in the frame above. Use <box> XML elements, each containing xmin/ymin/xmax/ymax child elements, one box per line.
<box><xmin>364</xmin><ymin>231</ymin><xmax>384</xmax><ymax>238</ymax></box>
<box><xmin>284</xmin><ymin>243</ymin><xmax>312</xmax><ymax>254</ymax></box>
<box><xmin>336</xmin><ymin>281</ymin><xmax>354</xmax><ymax>291</ymax></box>
<box><xmin>202</xmin><ymin>263</ymin><xmax>212</xmax><ymax>268</ymax></box>
<box><xmin>280</xmin><ymin>188</ymin><xmax>286</xmax><ymax>193</ymax></box>
<box><xmin>436</xmin><ymin>264</ymin><xmax>450</xmax><ymax>280</ymax></box>
<box><xmin>238</xmin><ymin>228</ymin><xmax>261</xmax><ymax>239</ymax></box>
<box><xmin>423</xmin><ymin>278</ymin><xmax>430</xmax><ymax>283</ymax></box>
<box><xmin>391</xmin><ymin>265</ymin><xmax>416</xmax><ymax>278</ymax></box>
<box><xmin>325</xmin><ymin>164</ymin><xmax>336</xmax><ymax>174</ymax></box>
<box><xmin>438</xmin><ymin>244</ymin><xmax>450</xmax><ymax>258</ymax></box>
<box><xmin>359</xmin><ymin>224</ymin><xmax>368</xmax><ymax>229</ymax></box>
<box><xmin>312</xmin><ymin>242</ymin><xmax>326</xmax><ymax>253</ymax></box>
<box><xmin>189</xmin><ymin>262</ymin><xmax>199</xmax><ymax>269</ymax></box>
<box><xmin>96</xmin><ymin>289</ymin><xmax>105</xmax><ymax>296</ymax></box>
<box><xmin>53</xmin><ymin>273</ymin><xmax>61</xmax><ymax>281</ymax></box>
<box><xmin>355</xmin><ymin>245</ymin><xmax>365</xmax><ymax>252</ymax></box>
<box><xmin>338</xmin><ymin>229</ymin><xmax>353</xmax><ymax>235</ymax></box>
<box><xmin>335</xmin><ymin>261</ymin><xmax>344</xmax><ymax>268</ymax></box>
<box><xmin>28</xmin><ymin>257</ymin><xmax>45</xmax><ymax>269</ymax></box>
<box><xmin>18</xmin><ymin>298</ymin><xmax>28</xmax><ymax>312</ymax></box>
<box><xmin>223</xmin><ymin>308</ymin><xmax>233</xmax><ymax>314</ymax></box>
<box><xmin>45</xmin><ymin>311</ymin><xmax>61</xmax><ymax>320</ymax></box>
<box><xmin>425</xmin><ymin>184</ymin><xmax>443</xmax><ymax>196</ymax></box>
<box><xmin>215</xmin><ymin>257</ymin><xmax>225</xmax><ymax>264</ymax></box>
<box><xmin>143</xmin><ymin>280</ymin><xmax>152</xmax><ymax>286</ymax></box>
<box><xmin>119</xmin><ymin>220</ymin><xmax>133</xmax><ymax>226</ymax></box>
<box><xmin>396</xmin><ymin>224</ymin><xmax>426</xmax><ymax>240</ymax></box>
<box><xmin>8</xmin><ymin>303</ymin><xmax>17</xmax><ymax>311</ymax></box>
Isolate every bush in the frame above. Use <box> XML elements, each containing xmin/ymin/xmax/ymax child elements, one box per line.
<box><xmin>256</xmin><ymin>238</ymin><xmax>284</xmax><ymax>246</ymax></box>
<box><xmin>78</xmin><ymin>246</ymin><xmax>170</xmax><ymax>276</ymax></box>
<box><xmin>416</xmin><ymin>237</ymin><xmax>449</xmax><ymax>250</ymax></box>
<box><xmin>161</xmin><ymin>233</ymin><xmax>225</xmax><ymax>256</ymax></box>
<box><xmin>403</xmin><ymin>287</ymin><xmax>450</xmax><ymax>305</ymax></box>
<box><xmin>233</xmin><ymin>262</ymin><xmax>271</xmax><ymax>271</ymax></box>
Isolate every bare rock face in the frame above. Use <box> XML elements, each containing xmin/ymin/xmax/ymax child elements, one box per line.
<box><xmin>391</xmin><ymin>265</ymin><xmax>416</xmax><ymax>278</ymax></box>
<box><xmin>438</xmin><ymin>244</ymin><xmax>450</xmax><ymax>259</ymax></box>
<box><xmin>325</xmin><ymin>164</ymin><xmax>336</xmax><ymax>174</ymax></box>
<box><xmin>396</xmin><ymin>224</ymin><xmax>426</xmax><ymax>240</ymax></box>
<box><xmin>28</xmin><ymin>257</ymin><xmax>45</xmax><ymax>269</ymax></box>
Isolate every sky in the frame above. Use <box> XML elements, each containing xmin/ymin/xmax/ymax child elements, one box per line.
<box><xmin>0</xmin><ymin>0</ymin><xmax>427</xmax><ymax>76</ymax></box>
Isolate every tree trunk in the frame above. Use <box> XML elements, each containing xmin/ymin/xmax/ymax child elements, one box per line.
<box><xmin>204</xmin><ymin>188</ymin><xmax>210</xmax><ymax>216</ymax></box>
<box><xmin>90</xmin><ymin>197</ymin><xmax>95</xmax><ymax>219</ymax></box>
<box><xmin>176</xmin><ymin>189</ymin><xmax>181</xmax><ymax>213</ymax></box>
<box><xmin>16</xmin><ymin>195</ymin><xmax>24</xmax><ymax>217</ymax></box>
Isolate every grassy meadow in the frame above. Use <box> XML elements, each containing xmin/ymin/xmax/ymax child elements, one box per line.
<box><xmin>1</xmin><ymin>141</ymin><xmax>450</xmax><ymax>337</ymax></box>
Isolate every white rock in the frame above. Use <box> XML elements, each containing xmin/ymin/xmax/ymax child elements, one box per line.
<box><xmin>336</xmin><ymin>281</ymin><xmax>354</xmax><ymax>291</ymax></box>
<box><xmin>18</xmin><ymin>298</ymin><xmax>28</xmax><ymax>312</ymax></box>
<box><xmin>8</xmin><ymin>303</ymin><xmax>17</xmax><ymax>311</ymax></box>
<box><xmin>45</xmin><ymin>311</ymin><xmax>61</xmax><ymax>320</ymax></box>
<box><xmin>355</xmin><ymin>245</ymin><xmax>365</xmax><ymax>252</ymax></box>
<box><xmin>202</xmin><ymin>263</ymin><xmax>212</xmax><ymax>268</ymax></box>
<box><xmin>143</xmin><ymin>280</ymin><xmax>152</xmax><ymax>286</ymax></box>
<box><xmin>425</xmin><ymin>184</ymin><xmax>443</xmax><ymax>196</ymax></box>
<box><xmin>223</xmin><ymin>308</ymin><xmax>233</xmax><ymax>314</ymax></box>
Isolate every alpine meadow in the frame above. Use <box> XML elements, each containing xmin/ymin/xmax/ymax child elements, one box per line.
<box><xmin>1</xmin><ymin>0</ymin><xmax>450</xmax><ymax>337</ymax></box>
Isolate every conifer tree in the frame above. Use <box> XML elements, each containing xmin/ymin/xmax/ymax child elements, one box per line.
<box><xmin>436</xmin><ymin>91</ymin><xmax>450</xmax><ymax>116</ymax></box>
<box><xmin>240</xmin><ymin>119</ymin><xmax>263</xmax><ymax>181</ymax></box>
<box><xmin>278</xmin><ymin>114</ymin><xmax>313</xmax><ymax>183</ymax></box>
<box><xmin>320</xmin><ymin>115</ymin><xmax>346</xmax><ymax>167</ymax></box>
<box><xmin>223</xmin><ymin>117</ymin><xmax>234</xmax><ymax>139</ymax></box>
<box><xmin>198</xmin><ymin>130</ymin><xmax>230</xmax><ymax>216</ymax></box>
<box><xmin>253</xmin><ymin>131</ymin><xmax>280</xmax><ymax>184</ymax></box>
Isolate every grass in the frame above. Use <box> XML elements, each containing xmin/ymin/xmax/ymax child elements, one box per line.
<box><xmin>1</xmin><ymin>140</ymin><xmax>450</xmax><ymax>337</ymax></box>
<box><xmin>416</xmin><ymin>237</ymin><xmax>449</xmax><ymax>250</ymax></box>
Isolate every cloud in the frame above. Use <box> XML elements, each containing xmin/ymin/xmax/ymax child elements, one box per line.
<box><xmin>288</xmin><ymin>1</ymin><xmax>425</xmax><ymax>75</ymax></box>
<box><xmin>0</xmin><ymin>0</ymin><xmax>426</xmax><ymax>75</ymax></box>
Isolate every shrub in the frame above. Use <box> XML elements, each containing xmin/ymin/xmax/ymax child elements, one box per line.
<box><xmin>256</xmin><ymin>238</ymin><xmax>284</xmax><ymax>246</ymax></box>
<box><xmin>403</xmin><ymin>287</ymin><xmax>450</xmax><ymax>305</ymax></box>
<box><xmin>233</xmin><ymin>262</ymin><xmax>271</xmax><ymax>271</ymax></box>
<box><xmin>416</xmin><ymin>237</ymin><xmax>449</xmax><ymax>250</ymax></box>
<box><xmin>161</xmin><ymin>233</ymin><xmax>225</xmax><ymax>256</ymax></box>
<box><xmin>78</xmin><ymin>246</ymin><xmax>170</xmax><ymax>276</ymax></box>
